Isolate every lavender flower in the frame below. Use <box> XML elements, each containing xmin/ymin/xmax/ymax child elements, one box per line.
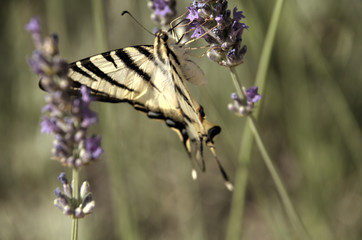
<box><xmin>228</xmin><ymin>86</ymin><xmax>261</xmax><ymax>116</ymax></box>
<box><xmin>26</xmin><ymin>17</ymin><xmax>103</xmax><ymax>167</ymax></box>
<box><xmin>148</xmin><ymin>0</ymin><xmax>177</xmax><ymax>27</ymax></box>
<box><xmin>54</xmin><ymin>173</ymin><xmax>95</xmax><ymax>218</ymax></box>
<box><xmin>186</xmin><ymin>0</ymin><xmax>248</xmax><ymax>67</ymax></box>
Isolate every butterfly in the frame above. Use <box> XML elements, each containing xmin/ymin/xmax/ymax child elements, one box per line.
<box><xmin>45</xmin><ymin>30</ymin><xmax>233</xmax><ymax>190</ymax></box>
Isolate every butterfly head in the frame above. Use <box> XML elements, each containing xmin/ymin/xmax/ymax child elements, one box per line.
<box><xmin>154</xmin><ymin>30</ymin><xmax>181</xmax><ymax>63</ymax></box>
<box><xmin>155</xmin><ymin>30</ymin><xmax>169</xmax><ymax>42</ymax></box>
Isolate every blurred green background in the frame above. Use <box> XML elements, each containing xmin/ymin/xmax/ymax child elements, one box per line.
<box><xmin>1</xmin><ymin>0</ymin><xmax>362</xmax><ymax>239</ymax></box>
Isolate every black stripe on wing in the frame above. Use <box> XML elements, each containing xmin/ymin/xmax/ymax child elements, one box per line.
<box><xmin>133</xmin><ymin>45</ymin><xmax>153</xmax><ymax>61</ymax></box>
<box><xmin>102</xmin><ymin>52</ymin><xmax>117</xmax><ymax>68</ymax></box>
<box><xmin>115</xmin><ymin>48</ymin><xmax>151</xmax><ymax>82</ymax></box>
<box><xmin>71</xmin><ymin>65</ymin><xmax>95</xmax><ymax>81</ymax></box>
<box><xmin>165</xmin><ymin>43</ymin><xmax>180</xmax><ymax>66</ymax></box>
<box><xmin>170</xmin><ymin>63</ymin><xmax>194</xmax><ymax>111</ymax></box>
<box><xmin>78</xmin><ymin>60</ymin><xmax>135</xmax><ymax>92</ymax></box>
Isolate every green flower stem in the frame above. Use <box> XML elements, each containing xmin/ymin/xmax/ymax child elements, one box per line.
<box><xmin>248</xmin><ymin>116</ymin><xmax>310</xmax><ymax>239</ymax></box>
<box><xmin>71</xmin><ymin>168</ymin><xmax>79</xmax><ymax>240</ymax></box>
<box><xmin>229</xmin><ymin>67</ymin><xmax>247</xmax><ymax>101</ymax></box>
<box><xmin>227</xmin><ymin>66</ymin><xmax>309</xmax><ymax>239</ymax></box>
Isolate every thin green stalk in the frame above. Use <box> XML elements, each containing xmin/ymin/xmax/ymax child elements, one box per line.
<box><xmin>227</xmin><ymin>65</ymin><xmax>309</xmax><ymax>238</ymax></box>
<box><xmin>248</xmin><ymin>116</ymin><xmax>310</xmax><ymax>239</ymax></box>
<box><xmin>226</xmin><ymin>0</ymin><xmax>285</xmax><ymax>239</ymax></box>
<box><xmin>71</xmin><ymin>168</ymin><xmax>79</xmax><ymax>240</ymax></box>
<box><xmin>229</xmin><ymin>67</ymin><xmax>247</xmax><ymax>100</ymax></box>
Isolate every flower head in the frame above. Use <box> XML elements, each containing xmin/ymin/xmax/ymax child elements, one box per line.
<box><xmin>228</xmin><ymin>86</ymin><xmax>261</xmax><ymax>116</ymax></box>
<box><xmin>26</xmin><ymin>18</ymin><xmax>103</xmax><ymax>167</ymax></box>
<box><xmin>54</xmin><ymin>173</ymin><xmax>95</xmax><ymax>218</ymax></box>
<box><xmin>186</xmin><ymin>1</ymin><xmax>248</xmax><ymax>67</ymax></box>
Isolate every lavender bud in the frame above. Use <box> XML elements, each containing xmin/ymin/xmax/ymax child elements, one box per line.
<box><xmin>58</xmin><ymin>172</ymin><xmax>68</xmax><ymax>184</ymax></box>
<box><xmin>82</xmin><ymin>200</ymin><xmax>95</xmax><ymax>214</ymax></box>
<box><xmin>80</xmin><ymin>181</ymin><xmax>91</xmax><ymax>199</ymax></box>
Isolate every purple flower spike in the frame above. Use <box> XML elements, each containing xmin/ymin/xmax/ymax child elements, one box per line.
<box><xmin>186</xmin><ymin>0</ymin><xmax>248</xmax><ymax>67</ymax></box>
<box><xmin>27</xmin><ymin>17</ymin><xmax>100</xmax><ymax>218</ymax></box>
<box><xmin>27</xmin><ymin>17</ymin><xmax>103</xmax><ymax>168</ymax></box>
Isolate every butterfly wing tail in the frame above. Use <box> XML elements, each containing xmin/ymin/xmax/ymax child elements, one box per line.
<box><xmin>203</xmin><ymin>119</ymin><xmax>233</xmax><ymax>191</ymax></box>
<box><xmin>208</xmin><ymin>144</ymin><xmax>234</xmax><ymax>191</ymax></box>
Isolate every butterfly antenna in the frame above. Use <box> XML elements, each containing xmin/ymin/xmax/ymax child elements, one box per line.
<box><xmin>121</xmin><ymin>11</ymin><xmax>153</xmax><ymax>36</ymax></box>
<box><xmin>169</xmin><ymin>10</ymin><xmax>188</xmax><ymax>29</ymax></box>
<box><xmin>209</xmin><ymin>145</ymin><xmax>234</xmax><ymax>191</ymax></box>
<box><xmin>168</xmin><ymin>18</ymin><xmax>190</xmax><ymax>43</ymax></box>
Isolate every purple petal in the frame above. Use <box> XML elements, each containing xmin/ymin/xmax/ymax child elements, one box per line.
<box><xmin>153</xmin><ymin>0</ymin><xmax>172</xmax><ymax>17</ymax></box>
<box><xmin>230</xmin><ymin>92</ymin><xmax>238</xmax><ymax>100</ymax></box>
<box><xmin>25</xmin><ymin>17</ymin><xmax>41</xmax><ymax>34</ymax></box>
<box><xmin>80</xmin><ymin>85</ymin><xmax>92</xmax><ymax>104</ymax></box>
<box><xmin>81</xmin><ymin>113</ymin><xmax>97</xmax><ymax>128</ymax></box>
<box><xmin>246</xmin><ymin>86</ymin><xmax>262</xmax><ymax>103</ymax></box>
<box><xmin>58</xmin><ymin>172</ymin><xmax>68</xmax><ymax>184</ymax></box>
<box><xmin>54</xmin><ymin>187</ymin><xmax>62</xmax><ymax>197</ymax></box>
<box><xmin>40</xmin><ymin>117</ymin><xmax>60</xmax><ymax>134</ymax></box>
<box><xmin>85</xmin><ymin>136</ymin><xmax>103</xmax><ymax>159</ymax></box>
<box><xmin>42</xmin><ymin>103</ymin><xmax>56</xmax><ymax>113</ymax></box>
<box><xmin>191</xmin><ymin>26</ymin><xmax>206</xmax><ymax>38</ymax></box>
<box><xmin>157</xmin><ymin>5</ymin><xmax>172</xmax><ymax>17</ymax></box>
<box><xmin>186</xmin><ymin>5</ymin><xmax>199</xmax><ymax>22</ymax></box>
<box><xmin>233</xmin><ymin>7</ymin><xmax>246</xmax><ymax>22</ymax></box>
<box><xmin>81</xmin><ymin>107</ymin><xmax>97</xmax><ymax>128</ymax></box>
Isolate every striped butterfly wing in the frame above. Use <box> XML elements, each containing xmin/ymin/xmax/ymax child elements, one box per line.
<box><xmin>69</xmin><ymin>44</ymin><xmax>189</xmax><ymax>130</ymax></box>
<box><xmin>63</xmin><ymin>31</ymin><xmax>232</xmax><ymax>190</ymax></box>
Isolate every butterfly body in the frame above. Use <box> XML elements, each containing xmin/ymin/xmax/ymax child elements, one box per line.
<box><xmin>46</xmin><ymin>30</ymin><xmax>232</xmax><ymax>190</ymax></box>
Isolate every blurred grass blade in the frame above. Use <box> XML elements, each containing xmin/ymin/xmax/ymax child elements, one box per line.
<box><xmin>92</xmin><ymin>0</ymin><xmax>108</xmax><ymax>51</ymax></box>
<box><xmin>91</xmin><ymin>1</ymin><xmax>139</xmax><ymax>239</ymax></box>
